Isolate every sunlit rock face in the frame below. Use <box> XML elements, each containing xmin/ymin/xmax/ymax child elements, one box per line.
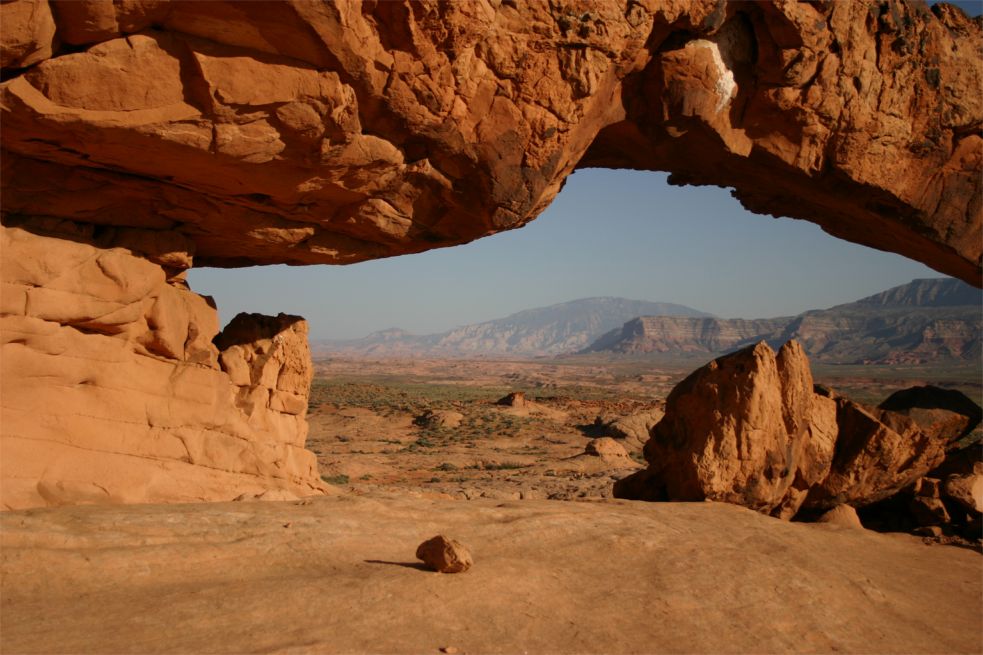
<box><xmin>0</xmin><ymin>220</ymin><xmax>326</xmax><ymax>509</ymax></box>
<box><xmin>0</xmin><ymin>0</ymin><xmax>980</xmax><ymax>508</ymax></box>
<box><xmin>614</xmin><ymin>341</ymin><xmax>955</xmax><ymax>517</ymax></box>
<box><xmin>1</xmin><ymin>0</ymin><xmax>980</xmax><ymax>279</ymax></box>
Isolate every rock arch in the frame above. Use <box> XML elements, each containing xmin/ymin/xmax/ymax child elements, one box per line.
<box><xmin>1</xmin><ymin>0</ymin><xmax>980</xmax><ymax>508</ymax></box>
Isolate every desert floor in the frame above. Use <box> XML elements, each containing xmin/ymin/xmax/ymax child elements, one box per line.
<box><xmin>308</xmin><ymin>356</ymin><xmax>982</xmax><ymax>501</ymax></box>
<box><xmin>2</xmin><ymin>493</ymin><xmax>980</xmax><ymax>654</ymax></box>
<box><xmin>3</xmin><ymin>356</ymin><xmax>980</xmax><ymax>654</ymax></box>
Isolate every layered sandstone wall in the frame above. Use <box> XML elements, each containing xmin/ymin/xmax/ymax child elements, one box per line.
<box><xmin>0</xmin><ymin>221</ymin><xmax>326</xmax><ymax>509</ymax></box>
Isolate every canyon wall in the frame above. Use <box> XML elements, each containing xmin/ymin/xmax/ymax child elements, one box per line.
<box><xmin>1</xmin><ymin>0</ymin><xmax>980</xmax><ymax>508</ymax></box>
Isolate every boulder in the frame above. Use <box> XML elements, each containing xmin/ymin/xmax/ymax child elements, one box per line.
<box><xmin>878</xmin><ymin>386</ymin><xmax>982</xmax><ymax>445</ymax></box>
<box><xmin>496</xmin><ymin>392</ymin><xmax>526</xmax><ymax>408</ymax></box>
<box><xmin>816</xmin><ymin>505</ymin><xmax>864</xmax><ymax>530</ymax></box>
<box><xmin>0</xmin><ymin>0</ymin><xmax>56</xmax><ymax>69</ymax></box>
<box><xmin>618</xmin><ymin>339</ymin><xmax>957</xmax><ymax>520</ymax></box>
<box><xmin>415</xmin><ymin>535</ymin><xmax>473</xmax><ymax>574</ymax></box>
<box><xmin>626</xmin><ymin>341</ymin><xmax>835</xmax><ymax>517</ymax></box>
<box><xmin>593</xmin><ymin>409</ymin><xmax>664</xmax><ymax>451</ymax></box>
<box><xmin>805</xmin><ymin>398</ymin><xmax>949</xmax><ymax>510</ymax></box>
<box><xmin>943</xmin><ymin>472</ymin><xmax>983</xmax><ymax>515</ymax></box>
<box><xmin>907</xmin><ymin>478</ymin><xmax>951</xmax><ymax>527</ymax></box>
<box><xmin>415</xmin><ymin>410</ymin><xmax>464</xmax><ymax>430</ymax></box>
<box><xmin>584</xmin><ymin>438</ymin><xmax>630</xmax><ymax>461</ymax></box>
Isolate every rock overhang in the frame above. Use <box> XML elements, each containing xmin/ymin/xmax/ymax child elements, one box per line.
<box><xmin>0</xmin><ymin>0</ymin><xmax>979</xmax><ymax>283</ymax></box>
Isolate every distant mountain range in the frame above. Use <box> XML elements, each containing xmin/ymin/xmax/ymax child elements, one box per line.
<box><xmin>312</xmin><ymin>298</ymin><xmax>711</xmax><ymax>357</ymax></box>
<box><xmin>314</xmin><ymin>279</ymin><xmax>981</xmax><ymax>363</ymax></box>
<box><xmin>583</xmin><ymin>278</ymin><xmax>981</xmax><ymax>364</ymax></box>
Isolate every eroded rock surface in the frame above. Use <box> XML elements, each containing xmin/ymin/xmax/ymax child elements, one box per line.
<box><xmin>2</xmin><ymin>495</ymin><xmax>979</xmax><ymax>654</ymax></box>
<box><xmin>806</xmin><ymin>393</ymin><xmax>949</xmax><ymax>509</ymax></box>
<box><xmin>0</xmin><ymin>221</ymin><xmax>325</xmax><ymax>509</ymax></box>
<box><xmin>0</xmin><ymin>0</ymin><xmax>979</xmax><ymax>281</ymax></box>
<box><xmin>1</xmin><ymin>1</ymin><xmax>981</xmax><ymax>508</ymax></box>
<box><xmin>816</xmin><ymin>504</ymin><xmax>865</xmax><ymax>530</ymax></box>
<box><xmin>415</xmin><ymin>534</ymin><xmax>473</xmax><ymax>573</ymax></box>
<box><xmin>617</xmin><ymin>340</ymin><xmax>956</xmax><ymax>518</ymax></box>
<box><xmin>621</xmin><ymin>341</ymin><xmax>836</xmax><ymax>517</ymax></box>
<box><xmin>878</xmin><ymin>385</ymin><xmax>982</xmax><ymax>443</ymax></box>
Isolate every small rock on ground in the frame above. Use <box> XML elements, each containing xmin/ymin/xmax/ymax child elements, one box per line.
<box><xmin>416</xmin><ymin>535</ymin><xmax>473</xmax><ymax>573</ymax></box>
<box><xmin>816</xmin><ymin>504</ymin><xmax>864</xmax><ymax>529</ymax></box>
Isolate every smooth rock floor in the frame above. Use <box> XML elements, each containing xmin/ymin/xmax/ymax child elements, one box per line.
<box><xmin>2</xmin><ymin>493</ymin><xmax>980</xmax><ymax>654</ymax></box>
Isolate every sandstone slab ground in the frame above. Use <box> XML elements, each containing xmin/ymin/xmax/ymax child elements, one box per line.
<box><xmin>1</xmin><ymin>493</ymin><xmax>979</xmax><ymax>654</ymax></box>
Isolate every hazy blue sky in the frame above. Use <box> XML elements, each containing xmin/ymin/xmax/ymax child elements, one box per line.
<box><xmin>189</xmin><ymin>169</ymin><xmax>939</xmax><ymax>340</ymax></box>
<box><xmin>941</xmin><ymin>0</ymin><xmax>982</xmax><ymax>14</ymax></box>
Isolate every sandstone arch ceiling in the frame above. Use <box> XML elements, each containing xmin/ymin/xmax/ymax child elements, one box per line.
<box><xmin>1</xmin><ymin>0</ymin><xmax>980</xmax><ymax>284</ymax></box>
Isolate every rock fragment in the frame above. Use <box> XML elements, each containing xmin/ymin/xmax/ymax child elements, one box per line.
<box><xmin>415</xmin><ymin>410</ymin><xmax>464</xmax><ymax>429</ymax></box>
<box><xmin>584</xmin><ymin>437</ymin><xmax>630</xmax><ymax>461</ymax></box>
<box><xmin>416</xmin><ymin>535</ymin><xmax>473</xmax><ymax>574</ymax></box>
<box><xmin>943</xmin><ymin>472</ymin><xmax>983</xmax><ymax>514</ymax></box>
<box><xmin>816</xmin><ymin>505</ymin><xmax>864</xmax><ymax>530</ymax></box>
<box><xmin>593</xmin><ymin>409</ymin><xmax>664</xmax><ymax>451</ymax></box>
<box><xmin>878</xmin><ymin>386</ymin><xmax>982</xmax><ymax>444</ymax></box>
<box><xmin>496</xmin><ymin>392</ymin><xmax>526</xmax><ymax>408</ymax></box>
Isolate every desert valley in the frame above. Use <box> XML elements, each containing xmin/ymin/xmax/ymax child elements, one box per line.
<box><xmin>308</xmin><ymin>278</ymin><xmax>981</xmax><ymax>509</ymax></box>
<box><xmin>2</xmin><ymin>0</ymin><xmax>982</xmax><ymax>653</ymax></box>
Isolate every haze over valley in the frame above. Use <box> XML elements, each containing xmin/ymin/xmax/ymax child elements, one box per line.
<box><xmin>316</xmin><ymin>277</ymin><xmax>981</xmax><ymax>365</ymax></box>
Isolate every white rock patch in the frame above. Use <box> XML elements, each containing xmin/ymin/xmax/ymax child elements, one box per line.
<box><xmin>691</xmin><ymin>39</ymin><xmax>737</xmax><ymax>113</ymax></box>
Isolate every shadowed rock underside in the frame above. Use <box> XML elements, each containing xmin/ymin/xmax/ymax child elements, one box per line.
<box><xmin>2</xmin><ymin>0</ymin><xmax>980</xmax><ymax>279</ymax></box>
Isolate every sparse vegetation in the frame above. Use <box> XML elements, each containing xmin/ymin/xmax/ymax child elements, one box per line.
<box><xmin>305</xmin><ymin>357</ymin><xmax>980</xmax><ymax>503</ymax></box>
<box><xmin>477</xmin><ymin>461</ymin><xmax>530</xmax><ymax>471</ymax></box>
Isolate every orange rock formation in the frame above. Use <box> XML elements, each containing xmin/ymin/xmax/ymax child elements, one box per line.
<box><xmin>615</xmin><ymin>340</ymin><xmax>956</xmax><ymax>516</ymax></box>
<box><xmin>0</xmin><ymin>220</ymin><xmax>325</xmax><ymax>509</ymax></box>
<box><xmin>1</xmin><ymin>0</ymin><xmax>980</xmax><ymax>508</ymax></box>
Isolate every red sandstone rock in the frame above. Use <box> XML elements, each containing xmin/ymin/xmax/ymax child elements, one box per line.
<box><xmin>816</xmin><ymin>505</ymin><xmax>864</xmax><ymax>530</ymax></box>
<box><xmin>0</xmin><ymin>221</ymin><xmax>325</xmax><ymax>510</ymax></box>
<box><xmin>1</xmin><ymin>1</ymin><xmax>981</xmax><ymax>510</ymax></box>
<box><xmin>878</xmin><ymin>386</ymin><xmax>982</xmax><ymax>445</ymax></box>
<box><xmin>805</xmin><ymin>398</ymin><xmax>949</xmax><ymax>509</ymax></box>
<box><xmin>497</xmin><ymin>392</ymin><xmax>526</xmax><ymax>408</ymax></box>
<box><xmin>631</xmin><ymin>341</ymin><xmax>835</xmax><ymax>517</ymax></box>
<box><xmin>943</xmin><ymin>472</ymin><xmax>983</xmax><ymax>514</ymax></box>
<box><xmin>618</xmin><ymin>340</ymin><xmax>955</xmax><ymax>518</ymax></box>
<box><xmin>584</xmin><ymin>437</ymin><xmax>630</xmax><ymax>462</ymax></box>
<box><xmin>415</xmin><ymin>535</ymin><xmax>473</xmax><ymax>574</ymax></box>
<box><xmin>1</xmin><ymin>0</ymin><xmax>56</xmax><ymax>70</ymax></box>
<box><xmin>594</xmin><ymin>409</ymin><xmax>664</xmax><ymax>451</ymax></box>
<box><xmin>0</xmin><ymin>0</ymin><xmax>978</xmax><ymax>280</ymax></box>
